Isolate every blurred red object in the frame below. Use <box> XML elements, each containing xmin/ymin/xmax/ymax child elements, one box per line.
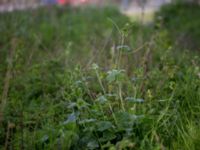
<box><xmin>57</xmin><ymin>0</ymin><xmax>88</xmax><ymax>5</ymax></box>
<box><xmin>57</xmin><ymin>0</ymin><xmax>69</xmax><ymax>5</ymax></box>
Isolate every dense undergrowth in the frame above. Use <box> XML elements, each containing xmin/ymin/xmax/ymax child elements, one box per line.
<box><xmin>156</xmin><ymin>2</ymin><xmax>200</xmax><ymax>50</ymax></box>
<box><xmin>0</xmin><ymin>4</ymin><xmax>200</xmax><ymax>150</ymax></box>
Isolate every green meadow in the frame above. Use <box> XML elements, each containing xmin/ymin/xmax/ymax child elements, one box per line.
<box><xmin>0</xmin><ymin>3</ymin><xmax>200</xmax><ymax>150</ymax></box>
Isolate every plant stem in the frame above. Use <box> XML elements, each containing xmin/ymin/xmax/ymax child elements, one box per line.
<box><xmin>95</xmin><ymin>70</ymin><xmax>106</xmax><ymax>94</ymax></box>
<box><xmin>118</xmin><ymin>83</ymin><xmax>125</xmax><ymax>111</ymax></box>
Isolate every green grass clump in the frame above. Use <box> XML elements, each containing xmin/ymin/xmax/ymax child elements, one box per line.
<box><xmin>155</xmin><ymin>2</ymin><xmax>200</xmax><ymax>50</ymax></box>
<box><xmin>0</xmin><ymin>5</ymin><xmax>200</xmax><ymax>150</ymax></box>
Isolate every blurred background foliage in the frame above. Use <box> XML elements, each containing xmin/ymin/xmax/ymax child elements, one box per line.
<box><xmin>0</xmin><ymin>0</ymin><xmax>200</xmax><ymax>150</ymax></box>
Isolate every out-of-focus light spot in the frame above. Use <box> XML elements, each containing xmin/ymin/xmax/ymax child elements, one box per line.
<box><xmin>58</xmin><ymin>0</ymin><xmax>68</xmax><ymax>5</ymax></box>
<box><xmin>82</xmin><ymin>0</ymin><xmax>86</xmax><ymax>2</ymax></box>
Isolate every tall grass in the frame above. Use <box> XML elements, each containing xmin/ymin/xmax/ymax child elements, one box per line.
<box><xmin>0</xmin><ymin>4</ymin><xmax>200</xmax><ymax>150</ymax></box>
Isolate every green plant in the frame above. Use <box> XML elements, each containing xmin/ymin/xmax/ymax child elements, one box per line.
<box><xmin>0</xmin><ymin>4</ymin><xmax>200</xmax><ymax>150</ymax></box>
